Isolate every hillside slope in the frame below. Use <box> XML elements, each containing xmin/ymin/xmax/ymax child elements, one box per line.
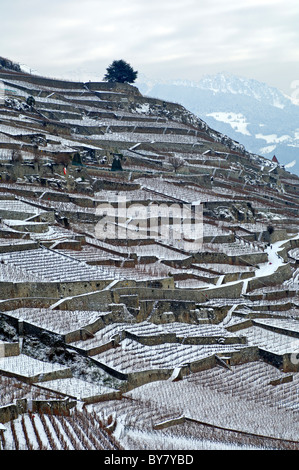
<box><xmin>0</xmin><ymin>67</ymin><xmax>299</xmax><ymax>451</ymax></box>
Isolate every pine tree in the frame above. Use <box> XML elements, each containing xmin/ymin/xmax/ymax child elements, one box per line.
<box><xmin>104</xmin><ymin>60</ymin><xmax>138</xmax><ymax>84</ymax></box>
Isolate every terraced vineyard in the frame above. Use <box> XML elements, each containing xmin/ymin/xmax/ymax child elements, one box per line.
<box><xmin>0</xmin><ymin>63</ymin><xmax>299</xmax><ymax>450</ymax></box>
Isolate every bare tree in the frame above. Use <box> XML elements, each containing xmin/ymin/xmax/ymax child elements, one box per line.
<box><xmin>168</xmin><ymin>155</ymin><xmax>185</xmax><ymax>173</ymax></box>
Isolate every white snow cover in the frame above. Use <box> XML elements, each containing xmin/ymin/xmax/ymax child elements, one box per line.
<box><xmin>207</xmin><ymin>112</ymin><xmax>251</xmax><ymax>136</ymax></box>
<box><xmin>0</xmin><ymin>354</ymin><xmax>69</xmax><ymax>378</ymax></box>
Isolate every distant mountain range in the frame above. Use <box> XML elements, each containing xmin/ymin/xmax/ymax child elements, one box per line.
<box><xmin>136</xmin><ymin>73</ymin><xmax>299</xmax><ymax>176</ymax></box>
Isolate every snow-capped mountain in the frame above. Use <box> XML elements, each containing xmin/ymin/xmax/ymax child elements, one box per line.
<box><xmin>136</xmin><ymin>73</ymin><xmax>299</xmax><ymax>175</ymax></box>
<box><xmin>198</xmin><ymin>73</ymin><xmax>294</xmax><ymax>108</ymax></box>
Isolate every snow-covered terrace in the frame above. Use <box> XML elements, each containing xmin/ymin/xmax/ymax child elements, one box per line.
<box><xmin>68</xmin><ymin>321</ymin><xmax>243</xmax><ymax>354</ymax></box>
<box><xmin>0</xmin><ymin>373</ymin><xmax>63</xmax><ymax>406</ymax></box>
<box><xmin>0</xmin><ymin>247</ymin><xmax>115</xmax><ymax>282</ymax></box>
<box><xmin>93</xmin><ymin>338</ymin><xmax>246</xmax><ymax>374</ymax></box>
<box><xmin>4</xmin><ymin>308</ymin><xmax>106</xmax><ymax>336</ymax></box>
<box><xmin>61</xmin><ymin>117</ymin><xmax>194</xmax><ymax>129</ymax></box>
<box><xmin>57</xmin><ymin>245</ymin><xmax>125</xmax><ymax>263</ymax></box>
<box><xmin>135</xmin><ymin>177</ymin><xmax>241</xmax><ymax>203</ymax></box>
<box><xmin>70</xmin><ymin>322</ymin><xmax>129</xmax><ymax>352</ymax></box>
<box><xmin>83</xmin><ymin>132</ymin><xmax>205</xmax><ymax>145</ymax></box>
<box><xmin>0</xmin><ymin>354</ymin><xmax>70</xmax><ymax>381</ymax></box>
<box><xmin>0</xmin><ymin>123</ymin><xmax>41</xmax><ymax>136</ymax></box>
<box><xmin>91</xmin><ymin>359</ymin><xmax>299</xmax><ymax>449</ymax></box>
<box><xmin>174</xmin><ymin>278</ymin><xmax>214</xmax><ymax>289</ymax></box>
<box><xmin>125</xmin><ymin>378</ymin><xmax>299</xmax><ymax>442</ymax></box>
<box><xmin>126</xmin><ymin>361</ymin><xmax>299</xmax><ymax>439</ymax></box>
<box><xmin>123</xmin><ymin>321</ymin><xmax>239</xmax><ymax>340</ymax></box>
<box><xmin>202</xmin><ymin>240</ymin><xmax>263</xmax><ymax>256</ymax></box>
<box><xmin>0</xmin><ymin>132</ymin><xmax>28</xmax><ymax>145</ymax></box>
<box><xmin>0</xmin><ymin>79</ymin><xmax>86</xmax><ymax>93</ymax></box>
<box><xmin>196</xmin><ymin>263</ymin><xmax>255</xmax><ymax>274</ymax></box>
<box><xmin>35</xmin><ymin>96</ymin><xmax>76</xmax><ymax>106</ymax></box>
<box><xmin>242</xmin><ymin>325</ymin><xmax>299</xmax><ymax>355</ymax></box>
<box><xmin>0</xmin><ymin>199</ymin><xmax>42</xmax><ymax>218</ymax></box>
<box><xmin>253</xmin><ymin>317</ymin><xmax>299</xmax><ymax>335</ymax></box>
<box><xmin>94</xmin><ymin>188</ymin><xmax>172</xmax><ymax>203</ymax></box>
<box><xmin>0</xmin><ymin>260</ymin><xmax>42</xmax><ymax>282</ymax></box>
<box><xmin>29</xmin><ymin>225</ymin><xmax>78</xmax><ymax>243</ymax></box>
<box><xmin>85</xmin><ymin>235</ymin><xmax>189</xmax><ymax>261</ymax></box>
<box><xmin>33</xmin><ymin>199</ymin><xmax>96</xmax><ymax>214</ymax></box>
<box><xmin>36</xmin><ymin>377</ymin><xmax>119</xmax><ymax>402</ymax></box>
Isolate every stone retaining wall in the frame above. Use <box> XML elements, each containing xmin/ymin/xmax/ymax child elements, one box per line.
<box><xmin>55</xmin><ymin>277</ymin><xmax>174</xmax><ymax>311</ymax></box>
<box><xmin>0</xmin><ymin>397</ymin><xmax>76</xmax><ymax>424</ymax></box>
<box><xmin>0</xmin><ymin>403</ymin><xmax>18</xmax><ymax>424</ymax></box>
<box><xmin>252</xmin><ymin>319</ymin><xmax>299</xmax><ymax>339</ymax></box>
<box><xmin>0</xmin><ymin>279</ymin><xmax>111</xmax><ymax>302</ymax></box>
<box><xmin>113</xmin><ymin>280</ymin><xmax>244</xmax><ymax>304</ymax></box>
<box><xmin>0</xmin><ymin>365</ymin><xmax>72</xmax><ymax>385</ymax></box>
<box><xmin>247</xmin><ymin>263</ymin><xmax>293</xmax><ymax>291</ymax></box>
<box><xmin>0</xmin><ymin>341</ymin><xmax>19</xmax><ymax>357</ymax></box>
<box><xmin>121</xmin><ymin>348</ymin><xmax>259</xmax><ymax>391</ymax></box>
<box><xmin>0</xmin><ymin>297</ymin><xmax>58</xmax><ymax>311</ymax></box>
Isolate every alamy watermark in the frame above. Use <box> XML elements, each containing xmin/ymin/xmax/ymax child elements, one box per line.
<box><xmin>0</xmin><ymin>80</ymin><xmax>5</xmax><ymax>104</ymax></box>
<box><xmin>94</xmin><ymin>197</ymin><xmax>203</xmax><ymax>252</ymax></box>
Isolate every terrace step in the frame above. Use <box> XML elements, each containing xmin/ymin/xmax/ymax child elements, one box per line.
<box><xmin>119</xmin><ymin>294</ymin><xmax>140</xmax><ymax>309</ymax></box>
<box><xmin>0</xmin><ymin>354</ymin><xmax>72</xmax><ymax>384</ymax></box>
<box><xmin>215</xmin><ymin>354</ymin><xmax>232</xmax><ymax>370</ymax></box>
<box><xmin>80</xmin><ymin>327</ymin><xmax>95</xmax><ymax>341</ymax></box>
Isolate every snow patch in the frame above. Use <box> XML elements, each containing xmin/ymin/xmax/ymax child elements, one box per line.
<box><xmin>259</xmin><ymin>145</ymin><xmax>276</xmax><ymax>154</ymax></box>
<box><xmin>207</xmin><ymin>112</ymin><xmax>251</xmax><ymax>136</ymax></box>
<box><xmin>255</xmin><ymin>133</ymin><xmax>291</xmax><ymax>144</ymax></box>
<box><xmin>285</xmin><ymin>159</ymin><xmax>296</xmax><ymax>168</ymax></box>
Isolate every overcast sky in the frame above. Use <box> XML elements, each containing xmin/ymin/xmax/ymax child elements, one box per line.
<box><xmin>1</xmin><ymin>0</ymin><xmax>299</xmax><ymax>94</ymax></box>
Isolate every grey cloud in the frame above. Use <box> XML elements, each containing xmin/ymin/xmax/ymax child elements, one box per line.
<box><xmin>0</xmin><ymin>0</ymin><xmax>298</xmax><ymax>93</ymax></box>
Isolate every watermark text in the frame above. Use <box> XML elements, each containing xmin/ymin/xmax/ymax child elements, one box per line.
<box><xmin>95</xmin><ymin>198</ymin><xmax>203</xmax><ymax>252</ymax></box>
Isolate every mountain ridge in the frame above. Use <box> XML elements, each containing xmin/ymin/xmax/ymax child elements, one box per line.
<box><xmin>137</xmin><ymin>72</ymin><xmax>299</xmax><ymax>175</ymax></box>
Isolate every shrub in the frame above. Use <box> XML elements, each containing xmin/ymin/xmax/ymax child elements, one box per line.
<box><xmin>26</xmin><ymin>96</ymin><xmax>36</xmax><ymax>108</ymax></box>
<box><xmin>267</xmin><ymin>225</ymin><xmax>274</xmax><ymax>235</ymax></box>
